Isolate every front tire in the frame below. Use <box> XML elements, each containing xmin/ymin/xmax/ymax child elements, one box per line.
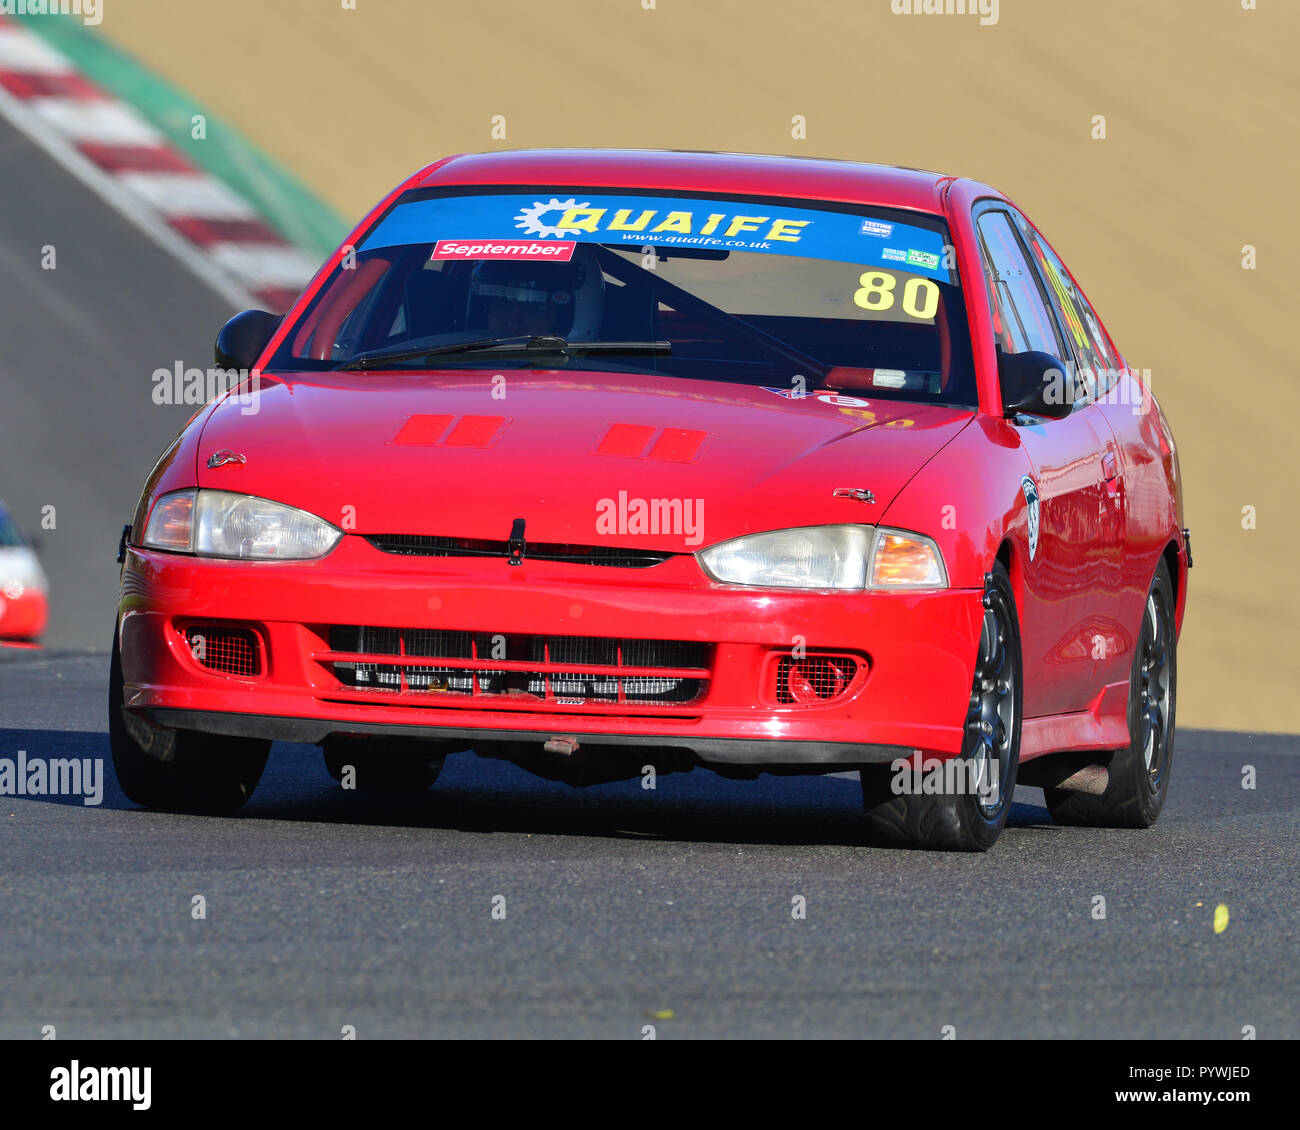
<box><xmin>860</xmin><ymin>561</ymin><xmax>1023</xmax><ymax>851</ymax></box>
<box><xmin>1045</xmin><ymin>559</ymin><xmax>1176</xmax><ymax>828</ymax></box>
<box><xmin>109</xmin><ymin>626</ymin><xmax>269</xmax><ymax>813</ymax></box>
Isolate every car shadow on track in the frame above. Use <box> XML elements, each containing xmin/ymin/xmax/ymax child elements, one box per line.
<box><xmin>254</xmin><ymin>744</ymin><xmax>1060</xmax><ymax>847</ymax></box>
<box><xmin>0</xmin><ymin>728</ymin><xmax>1059</xmax><ymax>847</ymax></box>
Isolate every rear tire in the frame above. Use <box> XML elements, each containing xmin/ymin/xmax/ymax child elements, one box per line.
<box><xmin>109</xmin><ymin>626</ymin><xmax>269</xmax><ymax>813</ymax></box>
<box><xmin>1045</xmin><ymin>559</ymin><xmax>1176</xmax><ymax>828</ymax></box>
<box><xmin>860</xmin><ymin>561</ymin><xmax>1023</xmax><ymax>851</ymax></box>
<box><xmin>323</xmin><ymin>736</ymin><xmax>443</xmax><ymax>790</ymax></box>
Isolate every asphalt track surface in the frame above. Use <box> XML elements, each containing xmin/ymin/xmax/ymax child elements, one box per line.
<box><xmin>2</xmin><ymin>650</ymin><xmax>1298</xmax><ymax>1039</ymax></box>
<box><xmin>0</xmin><ymin>116</ymin><xmax>1297</xmax><ymax>1039</ymax></box>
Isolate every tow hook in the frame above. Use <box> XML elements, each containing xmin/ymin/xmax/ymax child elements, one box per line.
<box><xmin>543</xmin><ymin>736</ymin><xmax>580</xmax><ymax>755</ymax></box>
<box><xmin>507</xmin><ymin>517</ymin><xmax>526</xmax><ymax>566</ymax></box>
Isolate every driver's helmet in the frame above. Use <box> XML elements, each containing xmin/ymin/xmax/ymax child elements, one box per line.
<box><xmin>464</xmin><ymin>245</ymin><xmax>604</xmax><ymax>340</ymax></box>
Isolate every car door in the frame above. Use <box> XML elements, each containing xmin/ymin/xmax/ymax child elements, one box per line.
<box><xmin>1009</xmin><ymin>213</ymin><xmax>1133</xmax><ymax>692</ymax></box>
<box><xmin>973</xmin><ymin>205</ymin><xmax>1117</xmax><ymax>718</ymax></box>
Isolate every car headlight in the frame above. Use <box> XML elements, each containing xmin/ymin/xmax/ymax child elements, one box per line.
<box><xmin>697</xmin><ymin>525</ymin><xmax>872</xmax><ymax>589</ymax></box>
<box><xmin>142</xmin><ymin>489</ymin><xmax>342</xmax><ymax>560</ymax></box>
<box><xmin>697</xmin><ymin>524</ymin><xmax>946</xmax><ymax>590</ymax></box>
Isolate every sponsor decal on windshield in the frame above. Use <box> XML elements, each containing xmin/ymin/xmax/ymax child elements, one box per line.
<box><xmin>431</xmin><ymin>239</ymin><xmax>575</xmax><ymax>261</ymax></box>
<box><xmin>362</xmin><ymin>193</ymin><xmax>951</xmax><ymax>280</ymax></box>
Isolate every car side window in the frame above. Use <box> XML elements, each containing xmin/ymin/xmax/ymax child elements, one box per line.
<box><xmin>1011</xmin><ymin>214</ymin><xmax>1121</xmax><ymax>396</ymax></box>
<box><xmin>975</xmin><ymin>211</ymin><xmax>1065</xmax><ymax>360</ymax></box>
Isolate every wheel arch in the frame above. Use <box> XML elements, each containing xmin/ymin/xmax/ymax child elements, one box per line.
<box><xmin>1162</xmin><ymin>537</ymin><xmax>1187</xmax><ymax>637</ymax></box>
<box><xmin>993</xmin><ymin>537</ymin><xmax>1019</xmax><ymax>611</ymax></box>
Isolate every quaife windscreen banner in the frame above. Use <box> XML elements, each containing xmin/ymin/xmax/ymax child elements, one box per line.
<box><xmin>359</xmin><ymin>192</ymin><xmax>952</xmax><ymax>281</ymax></box>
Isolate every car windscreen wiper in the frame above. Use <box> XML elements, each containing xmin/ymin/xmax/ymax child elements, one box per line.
<box><xmin>337</xmin><ymin>335</ymin><xmax>671</xmax><ymax>371</ymax></box>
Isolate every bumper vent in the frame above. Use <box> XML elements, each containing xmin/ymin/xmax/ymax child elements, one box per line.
<box><xmin>774</xmin><ymin>655</ymin><xmax>859</xmax><ymax>704</ymax></box>
<box><xmin>186</xmin><ymin>626</ymin><xmax>261</xmax><ymax>678</ymax></box>
<box><xmin>366</xmin><ymin>535</ymin><xmax>671</xmax><ymax>569</ymax></box>
<box><xmin>326</xmin><ymin>626</ymin><xmax>708</xmax><ymax>706</ymax></box>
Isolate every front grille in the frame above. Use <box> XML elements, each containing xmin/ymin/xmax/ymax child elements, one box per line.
<box><xmin>774</xmin><ymin>654</ymin><xmax>858</xmax><ymax>704</ymax></box>
<box><xmin>366</xmin><ymin>535</ymin><xmax>671</xmax><ymax>569</ymax></box>
<box><xmin>326</xmin><ymin>626</ymin><xmax>707</xmax><ymax>705</ymax></box>
<box><xmin>186</xmin><ymin>626</ymin><xmax>260</xmax><ymax>677</ymax></box>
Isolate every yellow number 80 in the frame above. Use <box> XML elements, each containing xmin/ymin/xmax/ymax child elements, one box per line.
<box><xmin>852</xmin><ymin>271</ymin><xmax>896</xmax><ymax>311</ymax></box>
<box><xmin>853</xmin><ymin>271</ymin><xmax>939</xmax><ymax>321</ymax></box>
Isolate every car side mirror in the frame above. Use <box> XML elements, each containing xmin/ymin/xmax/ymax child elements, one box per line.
<box><xmin>998</xmin><ymin>350</ymin><xmax>1076</xmax><ymax>420</ymax></box>
<box><xmin>214</xmin><ymin>309</ymin><xmax>282</xmax><ymax>372</ymax></box>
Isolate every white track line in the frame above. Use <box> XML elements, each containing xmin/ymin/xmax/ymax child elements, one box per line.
<box><xmin>207</xmin><ymin>242</ymin><xmax>319</xmax><ymax>287</ymax></box>
<box><xmin>31</xmin><ymin>97</ymin><xmax>164</xmax><ymax>145</ymax></box>
<box><xmin>0</xmin><ymin>25</ymin><xmax>72</xmax><ymax>72</ymax></box>
<box><xmin>115</xmin><ymin>170</ymin><xmax>259</xmax><ymax>220</ymax></box>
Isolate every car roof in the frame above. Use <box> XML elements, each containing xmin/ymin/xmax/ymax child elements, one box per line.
<box><xmin>416</xmin><ymin>148</ymin><xmax>966</xmax><ymax>215</ymax></box>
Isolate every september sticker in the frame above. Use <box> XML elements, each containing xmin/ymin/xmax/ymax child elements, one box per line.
<box><xmin>431</xmin><ymin>239</ymin><xmax>575</xmax><ymax>261</ymax></box>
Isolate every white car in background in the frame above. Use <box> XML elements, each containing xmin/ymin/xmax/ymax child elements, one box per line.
<box><xmin>0</xmin><ymin>502</ymin><xmax>48</xmax><ymax>641</ymax></box>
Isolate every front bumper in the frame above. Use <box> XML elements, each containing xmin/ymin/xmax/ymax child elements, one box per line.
<box><xmin>118</xmin><ymin>537</ymin><xmax>983</xmax><ymax>766</ymax></box>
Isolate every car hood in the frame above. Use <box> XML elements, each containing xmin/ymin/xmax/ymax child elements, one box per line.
<box><xmin>196</xmin><ymin>370</ymin><xmax>973</xmax><ymax>551</ymax></box>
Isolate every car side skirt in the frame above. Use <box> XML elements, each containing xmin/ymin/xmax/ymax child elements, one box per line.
<box><xmin>1020</xmin><ymin>680</ymin><xmax>1131</xmax><ymax>761</ymax></box>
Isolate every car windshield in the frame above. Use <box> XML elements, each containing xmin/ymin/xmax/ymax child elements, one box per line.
<box><xmin>270</xmin><ymin>188</ymin><xmax>977</xmax><ymax>407</ymax></box>
<box><xmin>0</xmin><ymin>507</ymin><xmax>25</xmax><ymax>547</ymax></box>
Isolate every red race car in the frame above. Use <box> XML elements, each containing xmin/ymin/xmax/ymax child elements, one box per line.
<box><xmin>111</xmin><ymin>150</ymin><xmax>1189</xmax><ymax>850</ymax></box>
